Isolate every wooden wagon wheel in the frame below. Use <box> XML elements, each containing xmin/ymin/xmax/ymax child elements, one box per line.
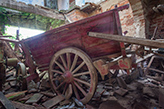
<box><xmin>48</xmin><ymin>47</ymin><xmax>97</xmax><ymax>104</ymax></box>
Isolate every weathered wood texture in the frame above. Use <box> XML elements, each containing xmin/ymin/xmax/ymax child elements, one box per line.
<box><xmin>0</xmin><ymin>35</ymin><xmax>12</xmax><ymax>37</ymax></box>
<box><xmin>0</xmin><ymin>92</ymin><xmax>15</xmax><ymax>109</ymax></box>
<box><xmin>93</xmin><ymin>59</ymin><xmax>108</xmax><ymax>80</ymax></box>
<box><xmin>48</xmin><ymin>47</ymin><xmax>98</xmax><ymax>104</ymax></box>
<box><xmin>0</xmin><ymin>37</ymin><xmax>19</xmax><ymax>43</ymax></box>
<box><xmin>5</xmin><ymin>91</ymin><xmax>27</xmax><ymax>98</ymax></box>
<box><xmin>25</xmin><ymin>93</ymin><xmax>43</xmax><ymax>104</ymax></box>
<box><xmin>22</xmin><ymin>5</ymin><xmax>129</xmax><ymax>71</ymax></box>
<box><xmin>89</xmin><ymin>32</ymin><xmax>164</xmax><ymax>48</ymax></box>
<box><xmin>42</xmin><ymin>95</ymin><xmax>65</xmax><ymax>108</ymax></box>
<box><xmin>0</xmin><ymin>0</ymin><xmax>64</xmax><ymax>20</ymax></box>
<box><xmin>12</xmin><ymin>101</ymin><xmax>36</xmax><ymax>109</ymax></box>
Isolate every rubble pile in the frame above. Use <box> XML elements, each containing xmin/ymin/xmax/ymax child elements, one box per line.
<box><xmin>0</xmin><ymin>54</ymin><xmax>164</xmax><ymax>109</ymax></box>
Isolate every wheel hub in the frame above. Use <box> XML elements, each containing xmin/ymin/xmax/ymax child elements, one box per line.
<box><xmin>63</xmin><ymin>71</ymin><xmax>73</xmax><ymax>83</ymax></box>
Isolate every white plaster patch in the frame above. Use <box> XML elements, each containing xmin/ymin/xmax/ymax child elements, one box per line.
<box><xmin>16</xmin><ymin>0</ymin><xmax>44</xmax><ymax>6</ymax></box>
<box><xmin>134</xmin><ymin>22</ymin><xmax>145</xmax><ymax>38</ymax></box>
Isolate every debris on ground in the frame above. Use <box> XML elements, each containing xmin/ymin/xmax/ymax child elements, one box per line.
<box><xmin>0</xmin><ymin>54</ymin><xmax>164</xmax><ymax>109</ymax></box>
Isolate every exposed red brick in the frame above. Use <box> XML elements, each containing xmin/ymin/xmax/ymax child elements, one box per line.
<box><xmin>129</xmin><ymin>0</ymin><xmax>141</xmax><ymax>6</ymax></box>
<box><xmin>69</xmin><ymin>0</ymin><xmax>74</xmax><ymax>4</ymax></box>
<box><xmin>107</xmin><ymin>5</ymin><xmax>115</xmax><ymax>11</ymax></box>
<box><xmin>133</xmin><ymin>13</ymin><xmax>144</xmax><ymax>17</ymax></box>
<box><xmin>125</xmin><ymin>18</ymin><xmax>134</xmax><ymax>26</ymax></box>
<box><xmin>66</xmin><ymin>9</ymin><xmax>89</xmax><ymax>22</ymax></box>
<box><xmin>149</xmin><ymin>15</ymin><xmax>164</xmax><ymax>36</ymax></box>
<box><xmin>118</xmin><ymin>0</ymin><xmax>129</xmax><ymax>7</ymax></box>
<box><xmin>126</xmin><ymin>15</ymin><xmax>132</xmax><ymax>19</ymax></box>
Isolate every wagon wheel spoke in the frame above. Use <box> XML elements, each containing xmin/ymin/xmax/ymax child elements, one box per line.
<box><xmin>73</xmin><ymin>71</ymin><xmax>90</xmax><ymax>77</ymax></box>
<box><xmin>52</xmin><ymin>78</ymin><xmax>59</xmax><ymax>82</ymax></box>
<box><xmin>72</xmin><ymin>61</ymin><xmax>85</xmax><ymax>74</ymax></box>
<box><xmin>66</xmin><ymin>53</ymin><xmax>71</xmax><ymax>70</ymax></box>
<box><xmin>74</xmin><ymin>81</ymin><xmax>87</xmax><ymax>96</ymax></box>
<box><xmin>39</xmin><ymin>71</ymin><xmax>47</xmax><ymax>80</ymax></box>
<box><xmin>70</xmin><ymin>54</ymin><xmax>78</xmax><ymax>72</ymax></box>
<box><xmin>72</xmin><ymin>83</ymin><xmax>80</xmax><ymax>100</ymax></box>
<box><xmin>54</xmin><ymin>60</ymin><xmax>65</xmax><ymax>72</ymax></box>
<box><xmin>74</xmin><ymin>78</ymin><xmax>90</xmax><ymax>87</ymax></box>
<box><xmin>60</xmin><ymin>55</ymin><xmax>67</xmax><ymax>69</ymax></box>
<box><xmin>56</xmin><ymin>81</ymin><xmax>65</xmax><ymax>90</ymax></box>
<box><xmin>62</xmin><ymin>83</ymin><xmax>68</xmax><ymax>95</ymax></box>
<box><xmin>51</xmin><ymin>70</ymin><xmax>63</xmax><ymax>75</ymax></box>
<box><xmin>52</xmin><ymin>74</ymin><xmax>64</xmax><ymax>81</ymax></box>
<box><xmin>49</xmin><ymin>47</ymin><xmax>98</xmax><ymax>104</ymax></box>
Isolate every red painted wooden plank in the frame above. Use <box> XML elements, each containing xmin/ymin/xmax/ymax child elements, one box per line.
<box><xmin>21</xmin><ymin>6</ymin><xmax>118</xmax><ymax>43</ymax></box>
<box><xmin>21</xmin><ymin>5</ymin><xmax>129</xmax><ymax>71</ymax></box>
<box><xmin>31</xmin><ymin>38</ymin><xmax>82</xmax><ymax>65</ymax></box>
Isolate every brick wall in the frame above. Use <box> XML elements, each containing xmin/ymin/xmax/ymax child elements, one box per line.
<box><xmin>139</xmin><ymin>0</ymin><xmax>164</xmax><ymax>39</ymax></box>
<box><xmin>100</xmin><ymin>0</ymin><xmax>145</xmax><ymax>38</ymax></box>
<box><xmin>100</xmin><ymin>0</ymin><xmax>137</xmax><ymax>37</ymax></box>
<box><xmin>65</xmin><ymin>4</ymin><xmax>101</xmax><ymax>22</ymax></box>
<box><xmin>65</xmin><ymin>0</ymin><xmax>164</xmax><ymax>42</ymax></box>
<box><xmin>66</xmin><ymin>9</ymin><xmax>89</xmax><ymax>22</ymax></box>
<box><xmin>129</xmin><ymin>0</ymin><xmax>145</xmax><ymax>38</ymax></box>
<box><xmin>69</xmin><ymin>0</ymin><xmax>75</xmax><ymax>9</ymax></box>
<box><xmin>118</xmin><ymin>0</ymin><xmax>136</xmax><ymax>37</ymax></box>
<box><xmin>148</xmin><ymin>15</ymin><xmax>164</xmax><ymax>39</ymax></box>
<box><xmin>66</xmin><ymin>0</ymin><xmax>146</xmax><ymax>39</ymax></box>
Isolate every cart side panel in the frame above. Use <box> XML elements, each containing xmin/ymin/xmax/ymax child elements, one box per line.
<box><xmin>25</xmin><ymin>29</ymin><xmax>82</xmax><ymax>66</ymax></box>
<box><xmin>23</xmin><ymin>9</ymin><xmax>122</xmax><ymax>70</ymax></box>
<box><xmin>80</xmin><ymin>12</ymin><xmax>121</xmax><ymax>58</ymax></box>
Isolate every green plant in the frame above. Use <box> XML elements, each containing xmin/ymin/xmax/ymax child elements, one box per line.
<box><xmin>0</xmin><ymin>7</ymin><xmax>8</xmax><ymax>33</ymax></box>
<box><xmin>0</xmin><ymin>6</ymin><xmax>65</xmax><ymax>34</ymax></box>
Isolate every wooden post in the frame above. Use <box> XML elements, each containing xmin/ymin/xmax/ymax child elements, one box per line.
<box><xmin>114</xmin><ymin>5</ymin><xmax>130</xmax><ymax>74</ymax></box>
<box><xmin>88</xmin><ymin>32</ymin><xmax>164</xmax><ymax>48</ymax></box>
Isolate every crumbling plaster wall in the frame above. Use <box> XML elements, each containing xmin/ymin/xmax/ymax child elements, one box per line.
<box><xmin>58</xmin><ymin>0</ymin><xmax>69</xmax><ymax>10</ymax></box>
<box><xmin>66</xmin><ymin>0</ymin><xmax>146</xmax><ymax>38</ymax></box>
<box><xmin>101</xmin><ymin>0</ymin><xmax>145</xmax><ymax>38</ymax></box>
<box><xmin>118</xmin><ymin>0</ymin><xmax>136</xmax><ymax>37</ymax></box>
<box><xmin>16</xmin><ymin>0</ymin><xmax>44</xmax><ymax>6</ymax></box>
<box><xmin>100</xmin><ymin>0</ymin><xmax>123</xmax><ymax>12</ymax></box>
<box><xmin>148</xmin><ymin>15</ymin><xmax>164</xmax><ymax>39</ymax></box>
<box><xmin>66</xmin><ymin>9</ymin><xmax>89</xmax><ymax>22</ymax></box>
<box><xmin>104</xmin><ymin>0</ymin><xmax>164</xmax><ymax>39</ymax></box>
<box><xmin>128</xmin><ymin>0</ymin><xmax>145</xmax><ymax>38</ymax></box>
<box><xmin>7</xmin><ymin>0</ymin><xmax>162</xmax><ymax>40</ymax></box>
<box><xmin>127</xmin><ymin>0</ymin><xmax>164</xmax><ymax>39</ymax></box>
<box><xmin>142</xmin><ymin>0</ymin><xmax>164</xmax><ymax>39</ymax></box>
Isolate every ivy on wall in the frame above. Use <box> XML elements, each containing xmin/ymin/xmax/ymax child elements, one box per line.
<box><xmin>16</xmin><ymin>12</ymin><xmax>65</xmax><ymax>30</ymax></box>
<box><xmin>0</xmin><ymin>7</ymin><xmax>9</xmax><ymax>33</ymax></box>
<box><xmin>0</xmin><ymin>6</ymin><xmax>65</xmax><ymax>33</ymax></box>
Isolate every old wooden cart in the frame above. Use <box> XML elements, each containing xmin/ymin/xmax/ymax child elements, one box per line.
<box><xmin>3</xmin><ymin>4</ymin><xmax>163</xmax><ymax>104</ymax></box>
